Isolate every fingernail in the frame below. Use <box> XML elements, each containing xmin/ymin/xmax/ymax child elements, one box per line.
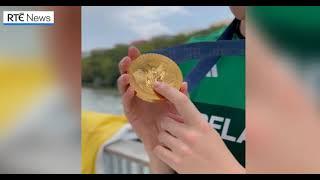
<box><xmin>129</xmin><ymin>46</ymin><xmax>136</xmax><ymax>51</ymax></box>
<box><xmin>124</xmin><ymin>56</ymin><xmax>131</xmax><ymax>62</ymax></box>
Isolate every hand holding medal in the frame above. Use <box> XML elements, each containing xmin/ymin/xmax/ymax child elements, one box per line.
<box><xmin>128</xmin><ymin>53</ymin><xmax>183</xmax><ymax>103</ymax></box>
<box><xmin>117</xmin><ymin>46</ymin><xmax>187</xmax><ymax>174</ymax></box>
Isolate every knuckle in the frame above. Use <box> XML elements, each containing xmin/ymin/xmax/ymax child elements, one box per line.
<box><xmin>158</xmin><ymin>132</ymin><xmax>166</xmax><ymax>142</ymax></box>
<box><xmin>153</xmin><ymin>146</ymin><xmax>161</xmax><ymax>155</ymax></box>
<box><xmin>180</xmin><ymin>145</ymin><xmax>191</xmax><ymax>156</ymax></box>
<box><xmin>184</xmin><ymin>130</ymin><xmax>199</xmax><ymax>145</ymax></box>
<box><xmin>176</xmin><ymin>94</ymin><xmax>189</xmax><ymax>106</ymax></box>
<box><xmin>161</xmin><ymin>118</ymin><xmax>170</xmax><ymax>129</ymax></box>
<box><xmin>200</xmin><ymin>121</ymin><xmax>211</xmax><ymax>131</ymax></box>
<box><xmin>160</xmin><ymin>83</ymin><xmax>170</xmax><ymax>92</ymax></box>
<box><xmin>172</xmin><ymin>157</ymin><xmax>181</xmax><ymax>165</ymax></box>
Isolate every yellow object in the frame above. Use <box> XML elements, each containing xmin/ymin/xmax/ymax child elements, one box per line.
<box><xmin>0</xmin><ymin>58</ymin><xmax>54</xmax><ymax>137</ymax></box>
<box><xmin>81</xmin><ymin>111</ymin><xmax>128</xmax><ymax>174</ymax></box>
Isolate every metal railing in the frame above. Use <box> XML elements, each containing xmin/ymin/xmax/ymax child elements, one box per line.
<box><xmin>104</xmin><ymin>140</ymin><xmax>151</xmax><ymax>174</ymax></box>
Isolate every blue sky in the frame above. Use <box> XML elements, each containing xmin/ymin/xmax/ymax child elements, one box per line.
<box><xmin>82</xmin><ymin>6</ymin><xmax>234</xmax><ymax>52</ymax></box>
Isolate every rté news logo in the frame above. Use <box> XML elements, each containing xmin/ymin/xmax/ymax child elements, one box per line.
<box><xmin>2</xmin><ymin>11</ymin><xmax>54</xmax><ymax>25</ymax></box>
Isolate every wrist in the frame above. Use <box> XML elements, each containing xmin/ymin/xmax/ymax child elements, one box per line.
<box><xmin>146</xmin><ymin>151</ymin><xmax>174</xmax><ymax>174</ymax></box>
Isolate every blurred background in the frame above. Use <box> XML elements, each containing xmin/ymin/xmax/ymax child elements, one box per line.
<box><xmin>246</xmin><ymin>6</ymin><xmax>320</xmax><ymax>173</ymax></box>
<box><xmin>0</xmin><ymin>6</ymin><xmax>81</xmax><ymax>173</ymax></box>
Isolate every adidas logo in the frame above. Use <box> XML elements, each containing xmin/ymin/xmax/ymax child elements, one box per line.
<box><xmin>206</xmin><ymin>65</ymin><xmax>218</xmax><ymax>78</ymax></box>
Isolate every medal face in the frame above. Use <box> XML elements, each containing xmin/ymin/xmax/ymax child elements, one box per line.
<box><xmin>128</xmin><ymin>53</ymin><xmax>183</xmax><ymax>102</ymax></box>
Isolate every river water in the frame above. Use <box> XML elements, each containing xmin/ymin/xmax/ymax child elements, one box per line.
<box><xmin>81</xmin><ymin>87</ymin><xmax>124</xmax><ymax>115</ymax></box>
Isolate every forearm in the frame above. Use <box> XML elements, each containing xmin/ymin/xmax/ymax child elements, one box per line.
<box><xmin>229</xmin><ymin>163</ymin><xmax>246</xmax><ymax>174</ymax></box>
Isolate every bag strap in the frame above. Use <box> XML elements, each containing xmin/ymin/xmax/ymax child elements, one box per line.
<box><xmin>152</xmin><ymin>40</ymin><xmax>244</xmax><ymax>64</ymax></box>
<box><xmin>151</xmin><ymin>18</ymin><xmax>244</xmax><ymax>92</ymax></box>
<box><xmin>184</xmin><ymin>18</ymin><xmax>243</xmax><ymax>92</ymax></box>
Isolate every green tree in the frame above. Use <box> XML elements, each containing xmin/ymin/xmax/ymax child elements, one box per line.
<box><xmin>82</xmin><ymin>22</ymin><xmax>227</xmax><ymax>88</ymax></box>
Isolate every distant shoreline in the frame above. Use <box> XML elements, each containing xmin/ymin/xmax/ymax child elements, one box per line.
<box><xmin>82</xmin><ymin>83</ymin><xmax>117</xmax><ymax>90</ymax></box>
<box><xmin>82</xmin><ymin>22</ymin><xmax>229</xmax><ymax>89</ymax></box>
<box><xmin>82</xmin><ymin>85</ymin><xmax>120</xmax><ymax>97</ymax></box>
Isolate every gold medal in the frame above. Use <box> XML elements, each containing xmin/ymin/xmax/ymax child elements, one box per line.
<box><xmin>128</xmin><ymin>53</ymin><xmax>183</xmax><ymax>103</ymax></box>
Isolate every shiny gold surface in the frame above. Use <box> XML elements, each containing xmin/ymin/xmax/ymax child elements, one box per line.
<box><xmin>128</xmin><ymin>53</ymin><xmax>183</xmax><ymax>102</ymax></box>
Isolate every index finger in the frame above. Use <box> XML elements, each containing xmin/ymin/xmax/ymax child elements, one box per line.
<box><xmin>128</xmin><ymin>46</ymin><xmax>140</xmax><ymax>60</ymax></box>
<box><xmin>153</xmin><ymin>81</ymin><xmax>202</xmax><ymax>126</ymax></box>
<box><xmin>118</xmin><ymin>46</ymin><xmax>141</xmax><ymax>74</ymax></box>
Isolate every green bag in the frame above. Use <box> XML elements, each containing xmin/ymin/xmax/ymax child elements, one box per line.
<box><xmin>178</xmin><ymin>26</ymin><xmax>245</xmax><ymax>166</ymax></box>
